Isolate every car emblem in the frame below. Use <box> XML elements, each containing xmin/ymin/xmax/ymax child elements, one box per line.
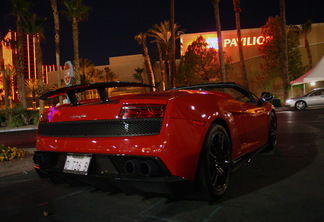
<box><xmin>70</xmin><ymin>115</ymin><xmax>87</xmax><ymax>119</ymax></box>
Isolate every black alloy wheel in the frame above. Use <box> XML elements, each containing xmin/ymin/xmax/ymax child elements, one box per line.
<box><xmin>198</xmin><ymin>124</ymin><xmax>231</xmax><ymax>200</ymax></box>
<box><xmin>263</xmin><ymin>112</ymin><xmax>277</xmax><ymax>153</ymax></box>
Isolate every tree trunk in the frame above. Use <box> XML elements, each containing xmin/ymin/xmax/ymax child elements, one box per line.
<box><xmin>212</xmin><ymin>0</ymin><xmax>226</xmax><ymax>82</ymax></box>
<box><xmin>16</xmin><ymin>17</ymin><xmax>27</xmax><ymax>108</ymax></box>
<box><xmin>170</xmin><ymin>0</ymin><xmax>176</xmax><ymax>88</ymax></box>
<box><xmin>35</xmin><ymin>34</ymin><xmax>44</xmax><ymax>93</ymax></box>
<box><xmin>0</xmin><ymin>40</ymin><xmax>9</xmax><ymax>108</ymax></box>
<box><xmin>157</xmin><ymin>43</ymin><xmax>166</xmax><ymax>90</ymax></box>
<box><xmin>35</xmin><ymin>34</ymin><xmax>44</xmax><ymax>113</ymax></box>
<box><xmin>72</xmin><ymin>17</ymin><xmax>80</xmax><ymax>85</ymax></box>
<box><xmin>280</xmin><ymin>0</ymin><xmax>289</xmax><ymax>101</ymax></box>
<box><xmin>233</xmin><ymin>0</ymin><xmax>248</xmax><ymax>89</ymax></box>
<box><xmin>51</xmin><ymin>0</ymin><xmax>62</xmax><ymax>105</ymax></box>
<box><xmin>51</xmin><ymin>0</ymin><xmax>62</xmax><ymax>88</ymax></box>
<box><xmin>304</xmin><ymin>33</ymin><xmax>312</xmax><ymax>70</ymax></box>
<box><xmin>3</xmin><ymin>70</ymin><xmax>11</xmax><ymax>109</ymax></box>
<box><xmin>142</xmin><ymin>42</ymin><xmax>156</xmax><ymax>91</ymax></box>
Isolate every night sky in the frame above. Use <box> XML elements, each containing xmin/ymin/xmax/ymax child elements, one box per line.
<box><xmin>1</xmin><ymin>0</ymin><xmax>323</xmax><ymax>66</ymax></box>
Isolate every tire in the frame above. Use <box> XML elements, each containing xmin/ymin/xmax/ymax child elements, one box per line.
<box><xmin>197</xmin><ymin>124</ymin><xmax>231</xmax><ymax>200</ymax></box>
<box><xmin>263</xmin><ymin>112</ymin><xmax>277</xmax><ymax>153</ymax></box>
<box><xmin>295</xmin><ymin>101</ymin><xmax>306</xmax><ymax>110</ymax></box>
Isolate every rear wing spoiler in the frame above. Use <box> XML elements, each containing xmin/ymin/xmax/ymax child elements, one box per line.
<box><xmin>39</xmin><ymin>82</ymin><xmax>153</xmax><ymax>106</ymax></box>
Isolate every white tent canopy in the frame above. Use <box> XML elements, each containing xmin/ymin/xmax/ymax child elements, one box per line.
<box><xmin>290</xmin><ymin>56</ymin><xmax>324</xmax><ymax>86</ymax></box>
<box><xmin>303</xmin><ymin>56</ymin><xmax>324</xmax><ymax>83</ymax></box>
<box><xmin>290</xmin><ymin>56</ymin><xmax>324</xmax><ymax>96</ymax></box>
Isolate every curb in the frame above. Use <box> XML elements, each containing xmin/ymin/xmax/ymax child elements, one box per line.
<box><xmin>0</xmin><ymin>126</ymin><xmax>37</xmax><ymax>147</ymax></box>
<box><xmin>0</xmin><ymin>125</ymin><xmax>38</xmax><ymax>133</ymax></box>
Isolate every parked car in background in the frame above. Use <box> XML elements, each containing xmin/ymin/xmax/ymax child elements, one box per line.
<box><xmin>285</xmin><ymin>87</ymin><xmax>324</xmax><ymax>110</ymax></box>
<box><xmin>33</xmin><ymin>82</ymin><xmax>277</xmax><ymax>200</ymax></box>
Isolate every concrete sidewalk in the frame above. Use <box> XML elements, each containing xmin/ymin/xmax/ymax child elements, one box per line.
<box><xmin>0</xmin><ymin>125</ymin><xmax>37</xmax><ymax>177</ymax></box>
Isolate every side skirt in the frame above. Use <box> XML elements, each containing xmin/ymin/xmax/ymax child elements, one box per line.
<box><xmin>231</xmin><ymin>144</ymin><xmax>269</xmax><ymax>172</ymax></box>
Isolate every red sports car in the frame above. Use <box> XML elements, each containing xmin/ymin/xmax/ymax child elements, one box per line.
<box><xmin>34</xmin><ymin>82</ymin><xmax>277</xmax><ymax>200</ymax></box>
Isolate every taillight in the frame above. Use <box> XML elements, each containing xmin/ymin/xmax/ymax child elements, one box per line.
<box><xmin>39</xmin><ymin>107</ymin><xmax>56</xmax><ymax>123</ymax></box>
<box><xmin>39</xmin><ymin>112</ymin><xmax>49</xmax><ymax>123</ymax></box>
<box><xmin>118</xmin><ymin>105</ymin><xmax>165</xmax><ymax>119</ymax></box>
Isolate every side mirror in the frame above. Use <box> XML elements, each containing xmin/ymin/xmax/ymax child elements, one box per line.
<box><xmin>257</xmin><ymin>92</ymin><xmax>273</xmax><ymax>106</ymax></box>
<box><xmin>261</xmin><ymin>92</ymin><xmax>273</xmax><ymax>101</ymax></box>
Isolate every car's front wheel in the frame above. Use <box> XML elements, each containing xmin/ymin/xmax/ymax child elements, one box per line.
<box><xmin>295</xmin><ymin>100</ymin><xmax>306</xmax><ymax>110</ymax></box>
<box><xmin>197</xmin><ymin>124</ymin><xmax>231</xmax><ymax>200</ymax></box>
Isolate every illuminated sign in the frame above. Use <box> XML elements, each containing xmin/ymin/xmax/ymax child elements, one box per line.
<box><xmin>63</xmin><ymin>61</ymin><xmax>74</xmax><ymax>87</ymax></box>
<box><xmin>180</xmin><ymin>29</ymin><xmax>274</xmax><ymax>58</ymax></box>
<box><xmin>206</xmin><ymin>37</ymin><xmax>219</xmax><ymax>49</ymax></box>
<box><xmin>205</xmin><ymin>35</ymin><xmax>272</xmax><ymax>49</ymax></box>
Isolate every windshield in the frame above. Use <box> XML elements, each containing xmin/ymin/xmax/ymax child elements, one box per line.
<box><xmin>173</xmin><ymin>83</ymin><xmax>258</xmax><ymax>103</ymax></box>
<box><xmin>303</xmin><ymin>91</ymin><xmax>313</xmax><ymax>97</ymax></box>
<box><xmin>303</xmin><ymin>89</ymin><xmax>324</xmax><ymax>97</ymax></box>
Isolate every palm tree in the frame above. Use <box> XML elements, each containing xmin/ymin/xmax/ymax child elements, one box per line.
<box><xmin>133</xmin><ymin>67</ymin><xmax>146</xmax><ymax>92</ymax></box>
<box><xmin>25</xmin><ymin>79</ymin><xmax>38</xmax><ymax>109</ymax></box>
<box><xmin>10</xmin><ymin>0</ymin><xmax>30</xmax><ymax>109</ymax></box>
<box><xmin>0</xmin><ymin>37</ymin><xmax>7</xmax><ymax>108</ymax></box>
<box><xmin>280</xmin><ymin>0</ymin><xmax>289</xmax><ymax>101</ymax></box>
<box><xmin>301</xmin><ymin>19</ymin><xmax>313</xmax><ymax>70</ymax></box>
<box><xmin>148</xmin><ymin>21</ymin><xmax>179</xmax><ymax>90</ymax></box>
<box><xmin>1</xmin><ymin>67</ymin><xmax>13</xmax><ymax>109</ymax></box>
<box><xmin>50</xmin><ymin>0</ymin><xmax>62</xmax><ymax>91</ymax></box>
<box><xmin>133</xmin><ymin>67</ymin><xmax>145</xmax><ymax>83</ymax></box>
<box><xmin>79</xmin><ymin>58</ymin><xmax>94</xmax><ymax>84</ymax></box>
<box><xmin>211</xmin><ymin>0</ymin><xmax>226</xmax><ymax>82</ymax></box>
<box><xmin>21</xmin><ymin>13</ymin><xmax>47</xmax><ymax>113</ymax></box>
<box><xmin>134</xmin><ymin>33</ymin><xmax>156</xmax><ymax>91</ymax></box>
<box><xmin>233</xmin><ymin>0</ymin><xmax>248</xmax><ymax>89</ymax></box>
<box><xmin>63</xmin><ymin>0</ymin><xmax>91</xmax><ymax>85</ymax></box>
<box><xmin>0</xmin><ymin>35</ymin><xmax>3</xmax><ymax>70</ymax></box>
<box><xmin>78</xmin><ymin>58</ymin><xmax>106</xmax><ymax>85</ymax></box>
<box><xmin>85</xmin><ymin>68</ymin><xmax>104</xmax><ymax>83</ymax></box>
<box><xmin>22</xmin><ymin>13</ymin><xmax>46</xmax><ymax>94</ymax></box>
<box><xmin>170</xmin><ymin>0</ymin><xmax>176</xmax><ymax>88</ymax></box>
<box><xmin>104</xmin><ymin>67</ymin><xmax>118</xmax><ymax>82</ymax></box>
<box><xmin>148</xmin><ymin>24</ymin><xmax>167</xmax><ymax>91</ymax></box>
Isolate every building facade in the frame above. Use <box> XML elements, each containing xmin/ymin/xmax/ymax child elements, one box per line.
<box><xmin>179</xmin><ymin>23</ymin><xmax>324</xmax><ymax>98</ymax></box>
<box><xmin>0</xmin><ymin>30</ymin><xmax>62</xmax><ymax>105</ymax></box>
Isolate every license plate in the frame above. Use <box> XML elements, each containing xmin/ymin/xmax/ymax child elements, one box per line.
<box><xmin>63</xmin><ymin>154</ymin><xmax>92</xmax><ymax>175</ymax></box>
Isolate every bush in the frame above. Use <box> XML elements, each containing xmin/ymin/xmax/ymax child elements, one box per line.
<box><xmin>0</xmin><ymin>111</ymin><xmax>6</xmax><ymax>127</ymax></box>
<box><xmin>0</xmin><ymin>106</ymin><xmax>39</xmax><ymax>128</ymax></box>
<box><xmin>0</xmin><ymin>144</ymin><xmax>26</xmax><ymax>162</ymax></box>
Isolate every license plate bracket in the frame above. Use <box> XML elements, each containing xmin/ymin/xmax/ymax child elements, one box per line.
<box><xmin>63</xmin><ymin>154</ymin><xmax>92</xmax><ymax>175</ymax></box>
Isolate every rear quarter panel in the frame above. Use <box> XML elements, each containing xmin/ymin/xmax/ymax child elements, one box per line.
<box><xmin>162</xmin><ymin>92</ymin><xmax>245</xmax><ymax>161</ymax></box>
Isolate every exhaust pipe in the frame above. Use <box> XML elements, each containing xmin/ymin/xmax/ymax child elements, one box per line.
<box><xmin>124</xmin><ymin>159</ymin><xmax>161</xmax><ymax>177</ymax></box>
<box><xmin>140</xmin><ymin>160</ymin><xmax>160</xmax><ymax>177</ymax></box>
<box><xmin>33</xmin><ymin>153</ymin><xmax>50</xmax><ymax>165</ymax></box>
<box><xmin>124</xmin><ymin>159</ymin><xmax>141</xmax><ymax>176</ymax></box>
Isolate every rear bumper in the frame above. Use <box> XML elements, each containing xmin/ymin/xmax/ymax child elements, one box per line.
<box><xmin>33</xmin><ymin>151</ymin><xmax>195</xmax><ymax>196</ymax></box>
